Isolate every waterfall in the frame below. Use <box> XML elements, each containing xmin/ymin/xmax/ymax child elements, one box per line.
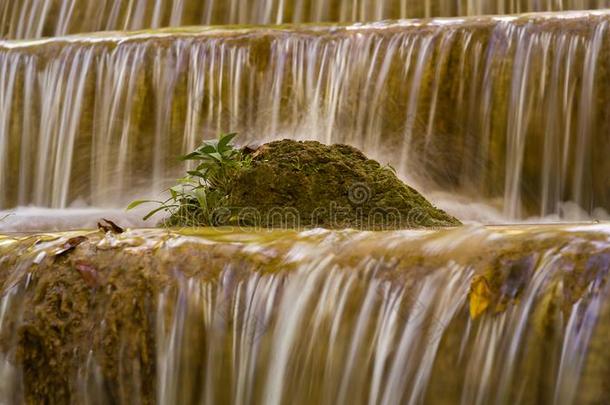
<box><xmin>0</xmin><ymin>12</ymin><xmax>608</xmax><ymax>220</ymax></box>
<box><xmin>1</xmin><ymin>0</ymin><xmax>610</xmax><ymax>39</ymax></box>
<box><xmin>0</xmin><ymin>225</ymin><xmax>609</xmax><ymax>404</ymax></box>
<box><xmin>0</xmin><ymin>0</ymin><xmax>609</xmax><ymax>402</ymax></box>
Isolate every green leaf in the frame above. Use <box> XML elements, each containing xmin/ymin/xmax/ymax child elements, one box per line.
<box><xmin>143</xmin><ymin>205</ymin><xmax>177</xmax><ymax>221</ymax></box>
<box><xmin>209</xmin><ymin>152</ymin><xmax>223</xmax><ymax>162</ymax></box>
<box><xmin>126</xmin><ymin>200</ymin><xmax>157</xmax><ymax>211</ymax></box>
<box><xmin>187</xmin><ymin>170</ymin><xmax>206</xmax><ymax>178</ymax></box>
<box><xmin>169</xmin><ymin>187</ymin><xmax>180</xmax><ymax>200</ymax></box>
<box><xmin>181</xmin><ymin>151</ymin><xmax>202</xmax><ymax>161</ymax></box>
<box><xmin>218</xmin><ymin>132</ymin><xmax>238</xmax><ymax>152</ymax></box>
<box><xmin>177</xmin><ymin>176</ymin><xmax>197</xmax><ymax>185</ymax></box>
<box><xmin>199</xmin><ymin>143</ymin><xmax>217</xmax><ymax>154</ymax></box>
<box><xmin>194</xmin><ymin>188</ymin><xmax>208</xmax><ymax>212</ymax></box>
<box><xmin>129</xmin><ymin>132</ymin><xmax>244</xmax><ymax>227</ymax></box>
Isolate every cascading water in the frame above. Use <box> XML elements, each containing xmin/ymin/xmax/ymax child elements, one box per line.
<box><xmin>1</xmin><ymin>225</ymin><xmax>610</xmax><ymax>404</ymax></box>
<box><xmin>0</xmin><ymin>0</ymin><xmax>610</xmax><ymax>404</ymax></box>
<box><xmin>0</xmin><ymin>12</ymin><xmax>609</xmax><ymax>222</ymax></box>
<box><xmin>1</xmin><ymin>0</ymin><xmax>610</xmax><ymax>39</ymax></box>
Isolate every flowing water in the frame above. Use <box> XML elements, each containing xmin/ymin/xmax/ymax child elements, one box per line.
<box><xmin>0</xmin><ymin>1</ymin><xmax>609</xmax><ymax>404</ymax></box>
<box><xmin>2</xmin><ymin>0</ymin><xmax>610</xmax><ymax>39</ymax></box>
<box><xmin>0</xmin><ymin>225</ymin><xmax>610</xmax><ymax>404</ymax></box>
<box><xmin>1</xmin><ymin>11</ymin><xmax>610</xmax><ymax>225</ymax></box>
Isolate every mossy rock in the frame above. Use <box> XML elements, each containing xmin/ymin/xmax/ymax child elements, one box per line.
<box><xmin>228</xmin><ymin>140</ymin><xmax>461</xmax><ymax>230</ymax></box>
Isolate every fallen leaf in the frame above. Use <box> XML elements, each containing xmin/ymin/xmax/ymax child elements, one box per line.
<box><xmin>98</xmin><ymin>218</ymin><xmax>125</xmax><ymax>234</ymax></box>
<box><xmin>469</xmin><ymin>275</ymin><xmax>493</xmax><ymax>320</ymax></box>
<box><xmin>54</xmin><ymin>236</ymin><xmax>88</xmax><ymax>257</ymax></box>
<box><xmin>75</xmin><ymin>261</ymin><xmax>100</xmax><ymax>288</ymax></box>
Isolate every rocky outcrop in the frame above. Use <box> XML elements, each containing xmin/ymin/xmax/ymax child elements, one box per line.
<box><xmin>229</xmin><ymin>140</ymin><xmax>461</xmax><ymax>229</ymax></box>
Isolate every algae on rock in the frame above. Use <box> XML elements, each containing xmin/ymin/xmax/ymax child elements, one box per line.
<box><xmin>155</xmin><ymin>137</ymin><xmax>462</xmax><ymax>229</ymax></box>
<box><xmin>1</xmin><ymin>225</ymin><xmax>610</xmax><ymax>404</ymax></box>
<box><xmin>229</xmin><ymin>139</ymin><xmax>461</xmax><ymax>230</ymax></box>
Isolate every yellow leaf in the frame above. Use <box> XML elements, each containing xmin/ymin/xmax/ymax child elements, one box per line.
<box><xmin>469</xmin><ymin>275</ymin><xmax>492</xmax><ymax>320</ymax></box>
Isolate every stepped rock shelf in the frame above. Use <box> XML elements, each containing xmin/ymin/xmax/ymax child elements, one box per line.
<box><xmin>0</xmin><ymin>224</ymin><xmax>609</xmax><ymax>404</ymax></box>
<box><xmin>1</xmin><ymin>0</ymin><xmax>610</xmax><ymax>39</ymax></box>
<box><xmin>1</xmin><ymin>1</ymin><xmax>610</xmax><ymax>404</ymax></box>
<box><xmin>0</xmin><ymin>11</ymin><xmax>609</xmax><ymax>219</ymax></box>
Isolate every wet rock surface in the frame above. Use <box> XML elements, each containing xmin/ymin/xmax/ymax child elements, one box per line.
<box><xmin>229</xmin><ymin>140</ymin><xmax>461</xmax><ymax>230</ymax></box>
<box><xmin>0</xmin><ymin>225</ymin><xmax>609</xmax><ymax>404</ymax></box>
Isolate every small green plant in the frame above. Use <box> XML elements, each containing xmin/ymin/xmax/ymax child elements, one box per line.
<box><xmin>127</xmin><ymin>132</ymin><xmax>250</xmax><ymax>226</ymax></box>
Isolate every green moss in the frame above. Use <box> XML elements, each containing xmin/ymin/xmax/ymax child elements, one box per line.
<box><xmin>3</xmin><ymin>14</ymin><xmax>609</xmax><ymax>214</ymax></box>
<box><xmin>1</xmin><ymin>225</ymin><xmax>610</xmax><ymax>403</ymax></box>
<box><xmin>228</xmin><ymin>139</ymin><xmax>461</xmax><ymax>230</ymax></box>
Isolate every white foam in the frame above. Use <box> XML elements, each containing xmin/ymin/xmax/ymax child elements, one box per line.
<box><xmin>0</xmin><ymin>206</ymin><xmax>155</xmax><ymax>233</ymax></box>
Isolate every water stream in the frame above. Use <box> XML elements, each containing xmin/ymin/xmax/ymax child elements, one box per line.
<box><xmin>0</xmin><ymin>11</ymin><xmax>609</xmax><ymax>227</ymax></box>
<box><xmin>2</xmin><ymin>0</ymin><xmax>610</xmax><ymax>39</ymax></box>
<box><xmin>0</xmin><ymin>2</ymin><xmax>609</xmax><ymax>404</ymax></box>
<box><xmin>0</xmin><ymin>225</ymin><xmax>609</xmax><ymax>404</ymax></box>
